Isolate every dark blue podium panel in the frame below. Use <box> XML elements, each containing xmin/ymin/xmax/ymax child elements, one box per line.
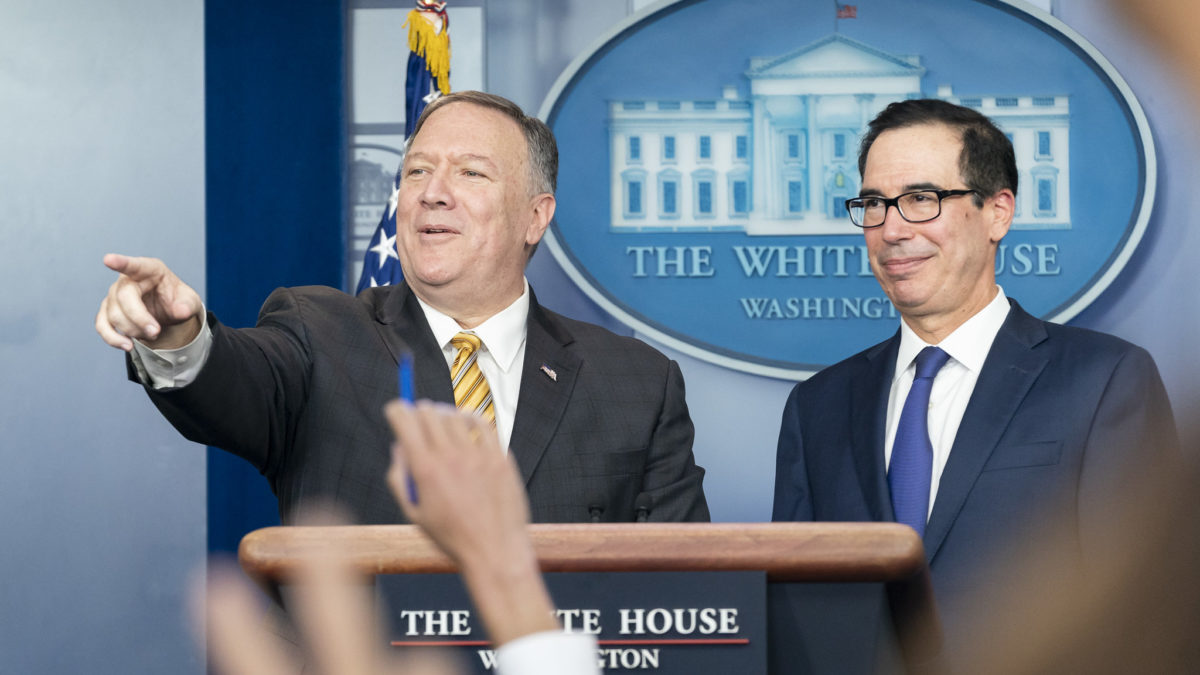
<box><xmin>768</xmin><ymin>582</ymin><xmax>902</xmax><ymax>675</ymax></box>
<box><xmin>379</xmin><ymin>571</ymin><xmax>767</xmax><ymax>674</ymax></box>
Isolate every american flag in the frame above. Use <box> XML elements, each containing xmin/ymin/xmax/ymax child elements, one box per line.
<box><xmin>356</xmin><ymin>1</ymin><xmax>450</xmax><ymax>294</ymax></box>
<box><xmin>836</xmin><ymin>3</ymin><xmax>857</xmax><ymax>19</ymax></box>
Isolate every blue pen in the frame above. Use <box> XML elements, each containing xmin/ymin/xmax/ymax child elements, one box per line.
<box><xmin>397</xmin><ymin>353</ymin><xmax>418</xmax><ymax>504</ymax></box>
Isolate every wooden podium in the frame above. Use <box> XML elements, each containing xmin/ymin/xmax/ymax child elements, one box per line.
<box><xmin>241</xmin><ymin>522</ymin><xmax>939</xmax><ymax>673</ymax></box>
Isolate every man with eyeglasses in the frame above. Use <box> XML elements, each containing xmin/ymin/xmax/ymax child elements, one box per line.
<box><xmin>772</xmin><ymin>99</ymin><xmax>1178</xmax><ymax>668</ymax></box>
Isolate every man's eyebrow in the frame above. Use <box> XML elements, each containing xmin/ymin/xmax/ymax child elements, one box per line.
<box><xmin>858</xmin><ymin>182</ymin><xmax>943</xmax><ymax>198</ymax></box>
<box><xmin>903</xmin><ymin>181</ymin><xmax>942</xmax><ymax>192</ymax></box>
<box><xmin>457</xmin><ymin>153</ymin><xmax>500</xmax><ymax>170</ymax></box>
<box><xmin>404</xmin><ymin>152</ymin><xmax>500</xmax><ymax>170</ymax></box>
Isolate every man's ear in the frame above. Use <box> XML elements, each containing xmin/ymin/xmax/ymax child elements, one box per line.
<box><xmin>525</xmin><ymin>193</ymin><xmax>555</xmax><ymax>246</ymax></box>
<box><xmin>987</xmin><ymin>189</ymin><xmax>1015</xmax><ymax>243</ymax></box>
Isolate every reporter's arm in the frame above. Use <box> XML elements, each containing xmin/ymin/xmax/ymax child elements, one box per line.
<box><xmin>496</xmin><ymin>630</ymin><xmax>598</xmax><ymax>675</ymax></box>
<box><xmin>384</xmin><ymin>402</ymin><xmax>599</xmax><ymax>673</ymax></box>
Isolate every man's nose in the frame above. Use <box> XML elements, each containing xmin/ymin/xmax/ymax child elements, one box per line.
<box><xmin>419</xmin><ymin>171</ymin><xmax>454</xmax><ymax>208</ymax></box>
<box><xmin>877</xmin><ymin>202</ymin><xmax>913</xmax><ymax>241</ymax></box>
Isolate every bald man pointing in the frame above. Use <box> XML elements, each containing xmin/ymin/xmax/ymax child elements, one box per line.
<box><xmin>98</xmin><ymin>90</ymin><xmax>709</xmax><ymax>526</ymax></box>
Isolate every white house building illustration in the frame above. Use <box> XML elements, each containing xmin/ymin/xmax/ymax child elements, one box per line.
<box><xmin>608</xmin><ymin>34</ymin><xmax>1071</xmax><ymax>235</ymax></box>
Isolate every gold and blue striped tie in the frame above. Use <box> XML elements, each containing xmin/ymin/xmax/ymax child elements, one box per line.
<box><xmin>450</xmin><ymin>332</ymin><xmax>495</xmax><ymax>425</ymax></box>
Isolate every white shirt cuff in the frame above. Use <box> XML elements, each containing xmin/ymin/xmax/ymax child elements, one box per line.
<box><xmin>496</xmin><ymin>630</ymin><xmax>599</xmax><ymax>675</ymax></box>
<box><xmin>129</xmin><ymin>311</ymin><xmax>213</xmax><ymax>390</ymax></box>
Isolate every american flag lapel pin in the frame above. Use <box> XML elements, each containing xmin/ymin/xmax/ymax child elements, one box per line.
<box><xmin>540</xmin><ymin>364</ymin><xmax>558</xmax><ymax>382</ymax></box>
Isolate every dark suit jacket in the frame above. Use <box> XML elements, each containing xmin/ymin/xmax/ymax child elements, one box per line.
<box><xmin>771</xmin><ymin>300</ymin><xmax>1177</xmax><ymax>668</ymax></box>
<box><xmin>139</xmin><ymin>283</ymin><xmax>708</xmax><ymax>524</ymax></box>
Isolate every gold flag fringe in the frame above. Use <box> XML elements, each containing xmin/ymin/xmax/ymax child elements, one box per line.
<box><xmin>403</xmin><ymin>9</ymin><xmax>451</xmax><ymax>95</ymax></box>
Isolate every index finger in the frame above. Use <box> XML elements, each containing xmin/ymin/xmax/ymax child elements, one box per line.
<box><xmin>201</xmin><ymin>563</ymin><xmax>296</xmax><ymax>675</ymax></box>
<box><xmin>103</xmin><ymin>253</ymin><xmax>163</xmax><ymax>281</ymax></box>
<box><xmin>289</xmin><ymin>546</ymin><xmax>383</xmax><ymax>675</ymax></box>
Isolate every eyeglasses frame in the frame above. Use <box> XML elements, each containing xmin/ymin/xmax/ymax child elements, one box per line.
<box><xmin>844</xmin><ymin>188</ymin><xmax>979</xmax><ymax>229</ymax></box>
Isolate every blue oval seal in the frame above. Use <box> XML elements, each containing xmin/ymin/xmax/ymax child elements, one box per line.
<box><xmin>539</xmin><ymin>0</ymin><xmax>1155</xmax><ymax>379</ymax></box>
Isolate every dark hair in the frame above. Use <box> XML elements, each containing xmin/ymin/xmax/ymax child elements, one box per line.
<box><xmin>406</xmin><ymin>90</ymin><xmax>558</xmax><ymax>197</ymax></box>
<box><xmin>857</xmin><ymin>99</ymin><xmax>1018</xmax><ymax>205</ymax></box>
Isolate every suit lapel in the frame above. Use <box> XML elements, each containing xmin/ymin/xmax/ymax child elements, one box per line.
<box><xmin>923</xmin><ymin>302</ymin><xmax>1049</xmax><ymax>562</ymax></box>
<box><xmin>852</xmin><ymin>335</ymin><xmax>901</xmax><ymax>522</ymax></box>
<box><xmin>508</xmin><ymin>295</ymin><xmax>580</xmax><ymax>485</ymax></box>
<box><xmin>372</xmin><ymin>283</ymin><xmax>455</xmax><ymax>403</ymax></box>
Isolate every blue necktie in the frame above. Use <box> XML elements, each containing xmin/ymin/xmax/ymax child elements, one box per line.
<box><xmin>889</xmin><ymin>346</ymin><xmax>951</xmax><ymax>537</ymax></box>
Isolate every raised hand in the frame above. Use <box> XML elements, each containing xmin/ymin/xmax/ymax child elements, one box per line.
<box><xmin>384</xmin><ymin>401</ymin><xmax>559</xmax><ymax>646</ymax></box>
<box><xmin>385</xmin><ymin>401</ymin><xmax>530</xmax><ymax>569</ymax></box>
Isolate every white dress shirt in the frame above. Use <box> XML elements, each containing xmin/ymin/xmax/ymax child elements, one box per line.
<box><xmin>883</xmin><ymin>287</ymin><xmax>1011</xmax><ymax>519</ymax></box>
<box><xmin>132</xmin><ymin>282</ymin><xmax>531</xmax><ymax>451</ymax></box>
<box><xmin>129</xmin><ymin>310</ymin><xmax>212</xmax><ymax>390</ymax></box>
<box><xmin>496</xmin><ymin>630</ymin><xmax>600</xmax><ymax>675</ymax></box>
<box><xmin>414</xmin><ymin>280</ymin><xmax>529</xmax><ymax>451</ymax></box>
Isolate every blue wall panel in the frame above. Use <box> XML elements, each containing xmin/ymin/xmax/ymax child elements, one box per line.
<box><xmin>205</xmin><ymin>0</ymin><xmax>347</xmax><ymax>552</ymax></box>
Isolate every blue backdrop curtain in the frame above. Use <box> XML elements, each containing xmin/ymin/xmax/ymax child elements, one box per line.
<box><xmin>204</xmin><ymin>0</ymin><xmax>347</xmax><ymax>553</ymax></box>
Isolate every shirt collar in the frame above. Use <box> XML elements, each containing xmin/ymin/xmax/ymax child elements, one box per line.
<box><xmin>415</xmin><ymin>279</ymin><xmax>530</xmax><ymax>373</ymax></box>
<box><xmin>894</xmin><ymin>286</ymin><xmax>1011</xmax><ymax>380</ymax></box>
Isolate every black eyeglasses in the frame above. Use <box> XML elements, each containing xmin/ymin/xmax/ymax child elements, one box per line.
<box><xmin>844</xmin><ymin>189</ymin><xmax>978</xmax><ymax>228</ymax></box>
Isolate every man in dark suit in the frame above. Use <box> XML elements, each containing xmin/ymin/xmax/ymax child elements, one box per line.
<box><xmin>97</xmin><ymin>91</ymin><xmax>708</xmax><ymax>525</ymax></box>
<box><xmin>771</xmin><ymin>99</ymin><xmax>1177</xmax><ymax>667</ymax></box>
